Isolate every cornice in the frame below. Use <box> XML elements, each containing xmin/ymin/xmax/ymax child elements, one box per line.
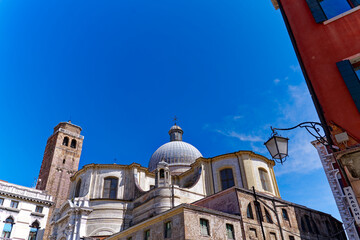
<box><xmin>178</xmin><ymin>150</ymin><xmax>274</xmax><ymax>177</ymax></box>
<box><xmin>0</xmin><ymin>191</ymin><xmax>53</xmax><ymax>206</ymax></box>
<box><xmin>71</xmin><ymin>163</ymin><xmax>155</xmax><ymax>181</ymax></box>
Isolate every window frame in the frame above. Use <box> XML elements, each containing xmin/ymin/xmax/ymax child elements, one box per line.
<box><xmin>200</xmin><ymin>218</ymin><xmax>210</xmax><ymax>236</ymax></box>
<box><xmin>164</xmin><ymin>221</ymin><xmax>172</xmax><ymax>238</ymax></box>
<box><xmin>62</xmin><ymin>137</ymin><xmax>69</xmax><ymax>146</ymax></box>
<box><xmin>2</xmin><ymin>216</ymin><xmax>14</xmax><ymax>238</ymax></box>
<box><xmin>103</xmin><ymin>177</ymin><xmax>118</xmax><ymax>199</ymax></box>
<box><xmin>219</xmin><ymin>168</ymin><xmax>235</xmax><ymax>191</ymax></box>
<box><xmin>282</xmin><ymin>209</ymin><xmax>289</xmax><ymax>221</ymax></box>
<box><xmin>265</xmin><ymin>209</ymin><xmax>273</xmax><ymax>224</ymax></box>
<box><xmin>247</xmin><ymin>203</ymin><xmax>254</xmax><ymax>219</ymax></box>
<box><xmin>226</xmin><ymin>223</ymin><xmax>235</xmax><ymax>239</ymax></box>
<box><xmin>258</xmin><ymin>168</ymin><xmax>272</xmax><ymax>192</ymax></box>
<box><xmin>70</xmin><ymin>139</ymin><xmax>77</xmax><ymax>149</ymax></box>
<box><xmin>10</xmin><ymin>200</ymin><xmax>19</xmax><ymax>209</ymax></box>
<box><xmin>75</xmin><ymin>179</ymin><xmax>82</xmax><ymax>198</ymax></box>
<box><xmin>305</xmin><ymin>0</ymin><xmax>360</xmax><ymax>23</ymax></box>
<box><xmin>144</xmin><ymin>229</ymin><xmax>150</xmax><ymax>240</ymax></box>
<box><xmin>35</xmin><ymin>206</ymin><xmax>43</xmax><ymax>213</ymax></box>
<box><xmin>0</xmin><ymin>198</ymin><xmax>4</xmax><ymax>206</ymax></box>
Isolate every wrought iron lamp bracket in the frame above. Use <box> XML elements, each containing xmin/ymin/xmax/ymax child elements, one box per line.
<box><xmin>271</xmin><ymin>121</ymin><xmax>328</xmax><ymax>145</ymax></box>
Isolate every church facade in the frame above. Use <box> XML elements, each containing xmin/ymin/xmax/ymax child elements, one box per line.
<box><xmin>46</xmin><ymin>123</ymin><xmax>344</xmax><ymax>240</ymax></box>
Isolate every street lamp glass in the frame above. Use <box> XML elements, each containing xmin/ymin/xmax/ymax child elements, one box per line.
<box><xmin>264</xmin><ymin>135</ymin><xmax>289</xmax><ymax>160</ymax></box>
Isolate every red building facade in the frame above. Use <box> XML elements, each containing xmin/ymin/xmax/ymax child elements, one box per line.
<box><xmin>271</xmin><ymin>0</ymin><xmax>360</xmax><ymax>237</ymax></box>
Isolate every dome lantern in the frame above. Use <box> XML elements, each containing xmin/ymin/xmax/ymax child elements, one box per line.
<box><xmin>169</xmin><ymin>124</ymin><xmax>183</xmax><ymax>141</ymax></box>
<box><xmin>148</xmin><ymin>124</ymin><xmax>202</xmax><ymax>173</ymax></box>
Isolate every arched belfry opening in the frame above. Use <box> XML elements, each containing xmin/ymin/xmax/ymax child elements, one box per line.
<box><xmin>155</xmin><ymin>160</ymin><xmax>171</xmax><ymax>187</ymax></box>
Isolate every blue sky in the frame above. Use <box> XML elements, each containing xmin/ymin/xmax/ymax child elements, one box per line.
<box><xmin>0</xmin><ymin>0</ymin><xmax>340</xmax><ymax>220</ymax></box>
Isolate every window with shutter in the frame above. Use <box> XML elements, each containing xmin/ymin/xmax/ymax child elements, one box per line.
<box><xmin>337</xmin><ymin>60</ymin><xmax>360</xmax><ymax>112</ymax></box>
<box><xmin>306</xmin><ymin>0</ymin><xmax>359</xmax><ymax>22</ymax></box>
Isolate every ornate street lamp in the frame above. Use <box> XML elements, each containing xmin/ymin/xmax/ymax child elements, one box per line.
<box><xmin>264</xmin><ymin>132</ymin><xmax>289</xmax><ymax>164</ymax></box>
<box><xmin>264</xmin><ymin>122</ymin><xmax>328</xmax><ymax>164</ymax></box>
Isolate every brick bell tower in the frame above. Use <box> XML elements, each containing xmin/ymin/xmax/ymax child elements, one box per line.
<box><xmin>36</xmin><ymin>121</ymin><xmax>84</xmax><ymax>237</ymax></box>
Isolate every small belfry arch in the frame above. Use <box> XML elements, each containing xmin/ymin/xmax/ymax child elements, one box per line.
<box><xmin>155</xmin><ymin>160</ymin><xmax>171</xmax><ymax>187</ymax></box>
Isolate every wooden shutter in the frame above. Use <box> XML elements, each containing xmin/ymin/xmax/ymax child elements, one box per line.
<box><xmin>336</xmin><ymin>60</ymin><xmax>360</xmax><ymax>112</ymax></box>
<box><xmin>305</xmin><ymin>0</ymin><xmax>327</xmax><ymax>23</ymax></box>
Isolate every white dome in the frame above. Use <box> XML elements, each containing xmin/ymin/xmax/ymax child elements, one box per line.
<box><xmin>148</xmin><ymin>124</ymin><xmax>203</xmax><ymax>172</ymax></box>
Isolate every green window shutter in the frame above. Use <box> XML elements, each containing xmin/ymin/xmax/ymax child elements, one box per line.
<box><xmin>336</xmin><ymin>60</ymin><xmax>360</xmax><ymax>112</ymax></box>
<box><xmin>305</xmin><ymin>0</ymin><xmax>327</xmax><ymax>23</ymax></box>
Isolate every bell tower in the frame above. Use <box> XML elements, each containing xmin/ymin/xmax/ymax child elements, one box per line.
<box><xmin>36</xmin><ymin>121</ymin><xmax>84</xmax><ymax>238</ymax></box>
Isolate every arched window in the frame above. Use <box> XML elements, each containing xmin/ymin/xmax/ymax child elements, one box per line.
<box><xmin>2</xmin><ymin>216</ymin><xmax>14</xmax><ymax>238</ymax></box>
<box><xmin>247</xmin><ymin>203</ymin><xmax>254</xmax><ymax>219</ymax></box>
<box><xmin>265</xmin><ymin>209</ymin><xmax>273</xmax><ymax>223</ymax></box>
<box><xmin>70</xmin><ymin>139</ymin><xmax>77</xmax><ymax>148</ymax></box>
<box><xmin>63</xmin><ymin>137</ymin><xmax>69</xmax><ymax>146</ymax></box>
<box><xmin>258</xmin><ymin>168</ymin><xmax>272</xmax><ymax>192</ymax></box>
<box><xmin>254</xmin><ymin>202</ymin><xmax>263</xmax><ymax>222</ymax></box>
<box><xmin>159</xmin><ymin>169</ymin><xmax>165</xmax><ymax>179</ymax></box>
<box><xmin>103</xmin><ymin>177</ymin><xmax>118</xmax><ymax>199</ymax></box>
<box><xmin>28</xmin><ymin>221</ymin><xmax>39</xmax><ymax>240</ymax></box>
<box><xmin>282</xmin><ymin>209</ymin><xmax>289</xmax><ymax>221</ymax></box>
<box><xmin>220</xmin><ymin>168</ymin><xmax>235</xmax><ymax>190</ymax></box>
<box><xmin>75</xmin><ymin>179</ymin><xmax>82</xmax><ymax>198</ymax></box>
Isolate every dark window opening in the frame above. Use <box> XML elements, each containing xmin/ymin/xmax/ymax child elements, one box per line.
<box><xmin>103</xmin><ymin>177</ymin><xmax>118</xmax><ymax>199</ymax></box>
<box><xmin>144</xmin><ymin>230</ymin><xmax>150</xmax><ymax>240</ymax></box>
<box><xmin>270</xmin><ymin>232</ymin><xmax>277</xmax><ymax>240</ymax></box>
<box><xmin>200</xmin><ymin>218</ymin><xmax>210</xmax><ymax>236</ymax></box>
<box><xmin>0</xmin><ymin>198</ymin><xmax>3</xmax><ymax>206</ymax></box>
<box><xmin>160</xmin><ymin>169</ymin><xmax>165</xmax><ymax>179</ymax></box>
<box><xmin>35</xmin><ymin>206</ymin><xmax>43</xmax><ymax>213</ymax></box>
<box><xmin>282</xmin><ymin>209</ymin><xmax>289</xmax><ymax>221</ymax></box>
<box><xmin>63</xmin><ymin>159</ymin><xmax>66</xmax><ymax>164</ymax></box>
<box><xmin>289</xmin><ymin>236</ymin><xmax>295</xmax><ymax>240</ymax></box>
<box><xmin>247</xmin><ymin>203</ymin><xmax>254</xmax><ymax>219</ymax></box>
<box><xmin>75</xmin><ymin>179</ymin><xmax>82</xmax><ymax>198</ymax></box>
<box><xmin>226</xmin><ymin>224</ymin><xmax>235</xmax><ymax>239</ymax></box>
<box><xmin>254</xmin><ymin>202</ymin><xmax>263</xmax><ymax>222</ymax></box>
<box><xmin>220</xmin><ymin>168</ymin><xmax>235</xmax><ymax>190</ymax></box>
<box><xmin>265</xmin><ymin>209</ymin><xmax>273</xmax><ymax>224</ymax></box>
<box><xmin>62</xmin><ymin>137</ymin><xmax>69</xmax><ymax>146</ymax></box>
<box><xmin>164</xmin><ymin>221</ymin><xmax>171</xmax><ymax>238</ymax></box>
<box><xmin>70</xmin><ymin>139</ymin><xmax>77</xmax><ymax>148</ymax></box>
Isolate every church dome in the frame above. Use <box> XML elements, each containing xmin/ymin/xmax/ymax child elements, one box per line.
<box><xmin>148</xmin><ymin>124</ymin><xmax>203</xmax><ymax>172</ymax></box>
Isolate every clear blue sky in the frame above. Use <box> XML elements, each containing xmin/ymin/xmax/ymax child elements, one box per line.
<box><xmin>0</xmin><ymin>0</ymin><xmax>340</xmax><ymax>220</ymax></box>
